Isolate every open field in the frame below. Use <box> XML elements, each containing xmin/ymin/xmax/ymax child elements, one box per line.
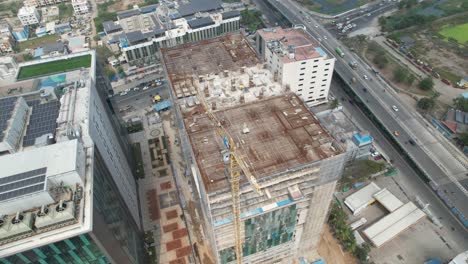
<box><xmin>17</xmin><ymin>55</ymin><xmax>92</xmax><ymax>80</ymax></box>
<box><xmin>439</xmin><ymin>22</ymin><xmax>468</xmax><ymax>43</ymax></box>
<box><xmin>18</xmin><ymin>34</ymin><xmax>60</xmax><ymax>52</ymax></box>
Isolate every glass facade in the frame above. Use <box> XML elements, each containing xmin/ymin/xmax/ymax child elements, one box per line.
<box><xmin>92</xmin><ymin>148</ymin><xmax>146</xmax><ymax>264</ymax></box>
<box><xmin>0</xmin><ymin>234</ymin><xmax>109</xmax><ymax>264</ymax></box>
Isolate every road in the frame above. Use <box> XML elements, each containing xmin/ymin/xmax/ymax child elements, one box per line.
<box><xmin>111</xmin><ymin>84</ymin><xmax>169</xmax><ymax>112</ymax></box>
<box><xmin>264</xmin><ymin>0</ymin><xmax>468</xmax><ymax>230</ymax></box>
<box><xmin>330</xmin><ymin>79</ymin><xmax>468</xmax><ymax>250</ymax></box>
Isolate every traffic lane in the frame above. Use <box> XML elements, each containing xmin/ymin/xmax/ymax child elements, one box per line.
<box><xmin>332</xmin><ymin>84</ymin><xmax>468</xmax><ymax>246</ymax></box>
<box><xmin>112</xmin><ymin>84</ymin><xmax>169</xmax><ymax>105</ymax></box>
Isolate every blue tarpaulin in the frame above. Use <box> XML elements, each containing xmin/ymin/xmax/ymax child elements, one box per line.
<box><xmin>154</xmin><ymin>100</ymin><xmax>171</xmax><ymax>112</ymax></box>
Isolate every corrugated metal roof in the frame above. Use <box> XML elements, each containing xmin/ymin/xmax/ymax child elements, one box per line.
<box><xmin>103</xmin><ymin>21</ymin><xmax>122</xmax><ymax>33</ymax></box>
<box><xmin>126</xmin><ymin>31</ymin><xmax>146</xmax><ymax>44</ymax></box>
<box><xmin>455</xmin><ymin>110</ymin><xmax>463</xmax><ymax>123</ymax></box>
<box><xmin>188</xmin><ymin>17</ymin><xmax>214</xmax><ymax>29</ymax></box>
<box><xmin>117</xmin><ymin>9</ymin><xmax>141</xmax><ymax>19</ymax></box>
<box><xmin>178</xmin><ymin>0</ymin><xmax>222</xmax><ymax>17</ymax></box>
<box><xmin>222</xmin><ymin>10</ymin><xmax>240</xmax><ymax>20</ymax></box>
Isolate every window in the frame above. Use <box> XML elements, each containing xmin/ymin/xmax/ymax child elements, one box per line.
<box><xmin>322</xmin><ymin>79</ymin><xmax>327</xmax><ymax>82</ymax></box>
<box><xmin>314</xmin><ymin>59</ymin><xmax>319</xmax><ymax>62</ymax></box>
<box><xmin>321</xmin><ymin>84</ymin><xmax>326</xmax><ymax>87</ymax></box>
<box><xmin>324</xmin><ymin>74</ymin><xmax>328</xmax><ymax>76</ymax></box>
<box><xmin>320</xmin><ymin>89</ymin><xmax>325</xmax><ymax>92</ymax></box>
<box><xmin>301</xmin><ymin>61</ymin><xmax>306</xmax><ymax>65</ymax></box>
<box><xmin>300</xmin><ymin>67</ymin><xmax>306</xmax><ymax>70</ymax></box>
<box><xmin>324</xmin><ymin>68</ymin><xmax>329</xmax><ymax>71</ymax></box>
<box><xmin>300</xmin><ymin>73</ymin><xmax>304</xmax><ymax>76</ymax></box>
<box><xmin>299</xmin><ymin>78</ymin><xmax>304</xmax><ymax>81</ymax></box>
<box><xmin>299</xmin><ymin>84</ymin><xmax>303</xmax><ymax>86</ymax></box>
<box><xmin>310</xmin><ymin>81</ymin><xmax>315</xmax><ymax>84</ymax></box>
<box><xmin>319</xmin><ymin>94</ymin><xmax>324</xmax><ymax>97</ymax></box>
<box><xmin>298</xmin><ymin>89</ymin><xmax>303</xmax><ymax>92</ymax></box>
<box><xmin>312</xmin><ymin>71</ymin><xmax>317</xmax><ymax>73</ymax></box>
<box><xmin>311</xmin><ymin>76</ymin><xmax>316</xmax><ymax>79</ymax></box>
<box><xmin>309</xmin><ymin>91</ymin><xmax>314</xmax><ymax>94</ymax></box>
<box><xmin>325</xmin><ymin>63</ymin><xmax>330</xmax><ymax>66</ymax></box>
<box><xmin>313</xmin><ymin>65</ymin><xmax>318</xmax><ymax>68</ymax></box>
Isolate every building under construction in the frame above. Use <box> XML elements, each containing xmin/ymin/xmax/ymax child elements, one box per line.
<box><xmin>161</xmin><ymin>32</ymin><xmax>347</xmax><ymax>263</ymax></box>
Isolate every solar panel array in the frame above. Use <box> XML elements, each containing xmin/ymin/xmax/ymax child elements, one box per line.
<box><xmin>0</xmin><ymin>167</ymin><xmax>47</xmax><ymax>202</ymax></box>
<box><xmin>23</xmin><ymin>101</ymin><xmax>60</xmax><ymax>147</ymax></box>
<box><xmin>0</xmin><ymin>97</ymin><xmax>18</xmax><ymax>142</ymax></box>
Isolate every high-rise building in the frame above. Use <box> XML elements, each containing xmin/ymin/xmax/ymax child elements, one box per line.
<box><xmin>255</xmin><ymin>27</ymin><xmax>335</xmax><ymax>106</ymax></box>
<box><xmin>17</xmin><ymin>7</ymin><xmax>40</xmax><ymax>26</ymax></box>
<box><xmin>161</xmin><ymin>32</ymin><xmax>347</xmax><ymax>263</ymax></box>
<box><xmin>0</xmin><ymin>51</ymin><xmax>146</xmax><ymax>264</ymax></box>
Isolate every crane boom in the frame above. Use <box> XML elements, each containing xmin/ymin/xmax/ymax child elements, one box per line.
<box><xmin>194</xmin><ymin>92</ymin><xmax>262</xmax><ymax>264</ymax></box>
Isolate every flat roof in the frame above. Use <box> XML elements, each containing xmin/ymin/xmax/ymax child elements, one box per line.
<box><xmin>183</xmin><ymin>94</ymin><xmax>342</xmax><ymax>193</ymax></box>
<box><xmin>161</xmin><ymin>33</ymin><xmax>259</xmax><ymax>98</ymax></box>
<box><xmin>188</xmin><ymin>17</ymin><xmax>214</xmax><ymax>29</ymax></box>
<box><xmin>363</xmin><ymin>202</ymin><xmax>425</xmax><ymax>247</ymax></box>
<box><xmin>258</xmin><ymin>27</ymin><xmax>332</xmax><ymax>63</ymax></box>
<box><xmin>178</xmin><ymin>0</ymin><xmax>222</xmax><ymax>17</ymax></box>
<box><xmin>344</xmin><ymin>182</ymin><xmax>381</xmax><ymax>215</ymax></box>
<box><xmin>373</xmin><ymin>188</ymin><xmax>404</xmax><ymax>213</ymax></box>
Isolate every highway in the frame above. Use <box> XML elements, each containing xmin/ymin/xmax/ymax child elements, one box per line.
<box><xmin>264</xmin><ymin>0</ymin><xmax>468</xmax><ymax>230</ymax></box>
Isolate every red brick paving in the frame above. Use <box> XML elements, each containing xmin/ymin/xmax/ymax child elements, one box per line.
<box><xmin>172</xmin><ymin>228</ymin><xmax>188</xmax><ymax>240</ymax></box>
<box><xmin>166</xmin><ymin>209</ymin><xmax>178</xmax><ymax>220</ymax></box>
<box><xmin>146</xmin><ymin>189</ymin><xmax>160</xmax><ymax>220</ymax></box>
<box><xmin>176</xmin><ymin>245</ymin><xmax>192</xmax><ymax>258</ymax></box>
<box><xmin>169</xmin><ymin>258</ymin><xmax>187</xmax><ymax>264</ymax></box>
<box><xmin>160</xmin><ymin>181</ymin><xmax>172</xmax><ymax>190</ymax></box>
<box><xmin>166</xmin><ymin>239</ymin><xmax>182</xmax><ymax>251</ymax></box>
<box><xmin>163</xmin><ymin>223</ymin><xmax>178</xmax><ymax>233</ymax></box>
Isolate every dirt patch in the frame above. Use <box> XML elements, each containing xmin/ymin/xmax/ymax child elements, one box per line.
<box><xmin>108</xmin><ymin>0</ymin><xmax>145</xmax><ymax>12</ymax></box>
<box><xmin>318</xmin><ymin>225</ymin><xmax>358</xmax><ymax>264</ymax></box>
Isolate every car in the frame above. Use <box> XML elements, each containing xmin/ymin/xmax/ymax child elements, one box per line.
<box><xmin>124</xmin><ymin>88</ymin><xmax>131</xmax><ymax>93</ymax></box>
<box><xmin>324</xmin><ymin>35</ymin><xmax>328</xmax><ymax>40</ymax></box>
<box><xmin>133</xmin><ymin>87</ymin><xmax>140</xmax><ymax>91</ymax></box>
<box><xmin>120</xmin><ymin>91</ymin><xmax>128</xmax><ymax>96</ymax></box>
<box><xmin>315</xmin><ymin>24</ymin><xmax>318</xmax><ymax>28</ymax></box>
<box><xmin>318</xmin><ymin>38</ymin><xmax>322</xmax><ymax>42</ymax></box>
<box><xmin>394</xmin><ymin>130</ymin><xmax>400</xmax><ymax>137</ymax></box>
<box><xmin>363</xmin><ymin>75</ymin><xmax>369</xmax><ymax>80</ymax></box>
<box><xmin>392</xmin><ymin>105</ymin><xmax>398</xmax><ymax>112</ymax></box>
<box><xmin>408</xmin><ymin>139</ymin><xmax>416</xmax><ymax>145</ymax></box>
<box><xmin>371</xmin><ymin>151</ymin><xmax>379</xmax><ymax>157</ymax></box>
<box><xmin>143</xmin><ymin>86</ymin><xmax>149</xmax><ymax>91</ymax></box>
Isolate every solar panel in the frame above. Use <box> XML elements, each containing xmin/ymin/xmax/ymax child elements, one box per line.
<box><xmin>23</xmin><ymin>101</ymin><xmax>60</xmax><ymax>147</ymax></box>
<box><xmin>0</xmin><ymin>167</ymin><xmax>47</xmax><ymax>201</ymax></box>
<box><xmin>0</xmin><ymin>97</ymin><xmax>18</xmax><ymax>142</ymax></box>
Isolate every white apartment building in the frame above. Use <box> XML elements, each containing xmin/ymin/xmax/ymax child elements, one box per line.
<box><xmin>17</xmin><ymin>6</ymin><xmax>40</xmax><ymax>26</ymax></box>
<box><xmin>256</xmin><ymin>27</ymin><xmax>336</xmax><ymax>106</ymax></box>
<box><xmin>24</xmin><ymin>0</ymin><xmax>68</xmax><ymax>7</ymax></box>
<box><xmin>71</xmin><ymin>0</ymin><xmax>89</xmax><ymax>15</ymax></box>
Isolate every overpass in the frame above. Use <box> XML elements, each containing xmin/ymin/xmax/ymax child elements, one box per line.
<box><xmin>264</xmin><ymin>0</ymin><xmax>468</xmax><ymax>229</ymax></box>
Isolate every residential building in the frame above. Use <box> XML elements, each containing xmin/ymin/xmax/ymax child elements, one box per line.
<box><xmin>71</xmin><ymin>0</ymin><xmax>89</xmax><ymax>15</ymax></box>
<box><xmin>0</xmin><ymin>21</ymin><xmax>14</xmax><ymax>54</ymax></box>
<box><xmin>0</xmin><ymin>56</ymin><xmax>18</xmax><ymax>80</ymax></box>
<box><xmin>24</xmin><ymin>0</ymin><xmax>69</xmax><ymax>8</ymax></box>
<box><xmin>102</xmin><ymin>0</ymin><xmax>240</xmax><ymax>65</ymax></box>
<box><xmin>161</xmin><ymin>33</ymin><xmax>348</xmax><ymax>263</ymax></box>
<box><xmin>34</xmin><ymin>42</ymin><xmax>68</xmax><ymax>59</ymax></box>
<box><xmin>17</xmin><ymin>6</ymin><xmax>40</xmax><ymax>26</ymax></box>
<box><xmin>12</xmin><ymin>26</ymin><xmax>29</xmax><ymax>42</ymax></box>
<box><xmin>256</xmin><ymin>27</ymin><xmax>336</xmax><ymax>106</ymax></box>
<box><xmin>0</xmin><ymin>51</ymin><xmax>147</xmax><ymax>263</ymax></box>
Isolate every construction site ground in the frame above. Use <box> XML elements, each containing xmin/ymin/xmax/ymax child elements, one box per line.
<box><xmin>318</xmin><ymin>225</ymin><xmax>358</xmax><ymax>264</ymax></box>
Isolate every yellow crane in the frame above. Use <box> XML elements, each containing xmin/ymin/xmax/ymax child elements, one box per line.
<box><xmin>196</xmin><ymin>92</ymin><xmax>262</xmax><ymax>264</ymax></box>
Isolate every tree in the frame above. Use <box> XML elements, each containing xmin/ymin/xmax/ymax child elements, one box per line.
<box><xmin>393</xmin><ymin>66</ymin><xmax>407</xmax><ymax>83</ymax></box>
<box><xmin>405</xmin><ymin>74</ymin><xmax>416</xmax><ymax>86</ymax></box>
<box><xmin>419</xmin><ymin>77</ymin><xmax>434</xmax><ymax>91</ymax></box>
<box><xmin>453</xmin><ymin>97</ymin><xmax>468</xmax><ymax>112</ymax></box>
<box><xmin>330</xmin><ymin>99</ymin><xmax>339</xmax><ymax>109</ymax></box>
<box><xmin>373</xmin><ymin>52</ymin><xmax>388</xmax><ymax>69</ymax></box>
<box><xmin>417</xmin><ymin>97</ymin><xmax>435</xmax><ymax>111</ymax></box>
<box><xmin>23</xmin><ymin>53</ymin><xmax>34</xmax><ymax>61</ymax></box>
<box><xmin>355</xmin><ymin>243</ymin><xmax>371</xmax><ymax>262</ymax></box>
<box><xmin>459</xmin><ymin>132</ymin><xmax>468</xmax><ymax>146</ymax></box>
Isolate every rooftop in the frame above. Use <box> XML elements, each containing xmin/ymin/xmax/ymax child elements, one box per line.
<box><xmin>162</xmin><ymin>33</ymin><xmax>259</xmax><ymax>98</ymax></box>
<box><xmin>178</xmin><ymin>0</ymin><xmax>222</xmax><ymax>17</ymax></box>
<box><xmin>258</xmin><ymin>27</ymin><xmax>332</xmax><ymax>63</ymax></box>
<box><xmin>183</xmin><ymin>94</ymin><xmax>342</xmax><ymax>193</ymax></box>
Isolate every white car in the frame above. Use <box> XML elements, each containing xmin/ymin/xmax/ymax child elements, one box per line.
<box><xmin>318</xmin><ymin>38</ymin><xmax>322</xmax><ymax>42</ymax></box>
<box><xmin>133</xmin><ymin>87</ymin><xmax>140</xmax><ymax>91</ymax></box>
<box><xmin>392</xmin><ymin>105</ymin><xmax>399</xmax><ymax>112</ymax></box>
<box><xmin>371</xmin><ymin>151</ymin><xmax>380</xmax><ymax>157</ymax></box>
<box><xmin>120</xmin><ymin>91</ymin><xmax>128</xmax><ymax>96</ymax></box>
<box><xmin>124</xmin><ymin>88</ymin><xmax>131</xmax><ymax>93</ymax></box>
<box><xmin>324</xmin><ymin>35</ymin><xmax>328</xmax><ymax>40</ymax></box>
<box><xmin>363</xmin><ymin>75</ymin><xmax>369</xmax><ymax>80</ymax></box>
<box><xmin>143</xmin><ymin>86</ymin><xmax>149</xmax><ymax>91</ymax></box>
<box><xmin>315</xmin><ymin>24</ymin><xmax>318</xmax><ymax>28</ymax></box>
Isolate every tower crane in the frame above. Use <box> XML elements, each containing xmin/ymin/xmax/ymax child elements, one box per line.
<box><xmin>195</xmin><ymin>92</ymin><xmax>262</xmax><ymax>264</ymax></box>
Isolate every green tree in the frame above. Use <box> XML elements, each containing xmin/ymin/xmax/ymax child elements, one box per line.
<box><xmin>355</xmin><ymin>243</ymin><xmax>371</xmax><ymax>262</ymax></box>
<box><xmin>241</xmin><ymin>9</ymin><xmax>263</xmax><ymax>32</ymax></box>
<box><xmin>419</xmin><ymin>77</ymin><xmax>434</xmax><ymax>91</ymax></box>
<box><xmin>330</xmin><ymin>98</ymin><xmax>339</xmax><ymax>109</ymax></box>
<box><xmin>417</xmin><ymin>97</ymin><xmax>435</xmax><ymax>111</ymax></box>
<box><xmin>459</xmin><ymin>132</ymin><xmax>468</xmax><ymax>146</ymax></box>
<box><xmin>23</xmin><ymin>53</ymin><xmax>34</xmax><ymax>61</ymax></box>
<box><xmin>405</xmin><ymin>74</ymin><xmax>416</xmax><ymax>86</ymax></box>
<box><xmin>373</xmin><ymin>51</ymin><xmax>388</xmax><ymax>69</ymax></box>
<box><xmin>453</xmin><ymin>97</ymin><xmax>468</xmax><ymax>112</ymax></box>
<box><xmin>393</xmin><ymin>66</ymin><xmax>408</xmax><ymax>83</ymax></box>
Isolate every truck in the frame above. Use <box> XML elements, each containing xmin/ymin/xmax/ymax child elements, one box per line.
<box><xmin>335</xmin><ymin>47</ymin><xmax>345</xmax><ymax>58</ymax></box>
<box><xmin>348</xmin><ymin>60</ymin><xmax>357</xmax><ymax>69</ymax></box>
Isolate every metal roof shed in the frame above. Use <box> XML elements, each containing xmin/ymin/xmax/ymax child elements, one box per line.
<box><xmin>154</xmin><ymin>100</ymin><xmax>171</xmax><ymax>112</ymax></box>
<box><xmin>344</xmin><ymin>182</ymin><xmax>381</xmax><ymax>215</ymax></box>
<box><xmin>373</xmin><ymin>188</ymin><xmax>404</xmax><ymax>212</ymax></box>
<box><xmin>363</xmin><ymin>202</ymin><xmax>426</xmax><ymax>247</ymax></box>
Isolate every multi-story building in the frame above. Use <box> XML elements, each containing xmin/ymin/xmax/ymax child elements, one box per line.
<box><xmin>71</xmin><ymin>0</ymin><xmax>89</xmax><ymax>15</ymax></box>
<box><xmin>161</xmin><ymin>32</ymin><xmax>348</xmax><ymax>264</ymax></box>
<box><xmin>17</xmin><ymin>6</ymin><xmax>40</xmax><ymax>26</ymax></box>
<box><xmin>102</xmin><ymin>0</ymin><xmax>240</xmax><ymax>66</ymax></box>
<box><xmin>0</xmin><ymin>20</ymin><xmax>14</xmax><ymax>54</ymax></box>
<box><xmin>24</xmin><ymin>0</ymin><xmax>69</xmax><ymax>8</ymax></box>
<box><xmin>256</xmin><ymin>27</ymin><xmax>336</xmax><ymax>106</ymax></box>
<box><xmin>0</xmin><ymin>51</ymin><xmax>146</xmax><ymax>263</ymax></box>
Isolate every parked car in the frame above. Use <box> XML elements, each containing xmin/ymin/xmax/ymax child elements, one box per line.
<box><xmin>392</xmin><ymin>105</ymin><xmax>399</xmax><ymax>112</ymax></box>
<box><xmin>143</xmin><ymin>86</ymin><xmax>149</xmax><ymax>91</ymax></box>
<box><xmin>394</xmin><ymin>130</ymin><xmax>400</xmax><ymax>137</ymax></box>
<box><xmin>363</xmin><ymin>75</ymin><xmax>369</xmax><ymax>80</ymax></box>
<box><xmin>408</xmin><ymin>139</ymin><xmax>416</xmax><ymax>145</ymax></box>
<box><xmin>120</xmin><ymin>91</ymin><xmax>127</xmax><ymax>96</ymax></box>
